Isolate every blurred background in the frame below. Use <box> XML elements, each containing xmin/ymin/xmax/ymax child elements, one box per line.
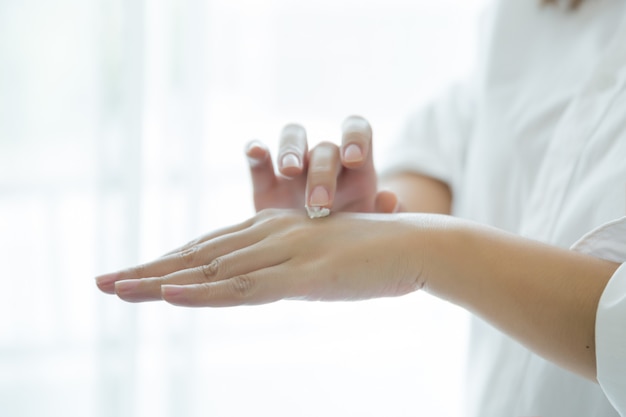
<box><xmin>0</xmin><ymin>0</ymin><xmax>484</xmax><ymax>415</ymax></box>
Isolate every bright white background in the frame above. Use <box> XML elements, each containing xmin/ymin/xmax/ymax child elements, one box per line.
<box><xmin>0</xmin><ymin>0</ymin><xmax>485</xmax><ymax>416</ymax></box>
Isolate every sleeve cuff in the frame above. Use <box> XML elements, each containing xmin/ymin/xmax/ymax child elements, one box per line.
<box><xmin>596</xmin><ymin>262</ymin><xmax>626</xmax><ymax>416</ymax></box>
<box><xmin>570</xmin><ymin>216</ymin><xmax>626</xmax><ymax>415</ymax></box>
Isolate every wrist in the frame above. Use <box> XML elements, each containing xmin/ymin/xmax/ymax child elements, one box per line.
<box><xmin>408</xmin><ymin>215</ymin><xmax>492</xmax><ymax>307</ymax></box>
<box><xmin>396</xmin><ymin>213</ymin><xmax>459</xmax><ymax>296</ymax></box>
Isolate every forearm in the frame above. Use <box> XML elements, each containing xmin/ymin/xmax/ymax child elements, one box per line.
<box><xmin>417</xmin><ymin>216</ymin><xmax>620</xmax><ymax>381</ymax></box>
<box><xmin>381</xmin><ymin>172</ymin><xmax>452</xmax><ymax>214</ymax></box>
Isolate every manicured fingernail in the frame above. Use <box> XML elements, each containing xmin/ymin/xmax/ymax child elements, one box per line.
<box><xmin>246</xmin><ymin>141</ymin><xmax>267</xmax><ymax>167</ymax></box>
<box><xmin>162</xmin><ymin>285</ymin><xmax>185</xmax><ymax>298</ymax></box>
<box><xmin>344</xmin><ymin>143</ymin><xmax>363</xmax><ymax>163</ymax></box>
<box><xmin>309</xmin><ymin>186</ymin><xmax>329</xmax><ymax>207</ymax></box>
<box><xmin>245</xmin><ymin>140</ymin><xmax>263</xmax><ymax>153</ymax></box>
<box><xmin>114</xmin><ymin>279</ymin><xmax>141</xmax><ymax>295</ymax></box>
<box><xmin>281</xmin><ymin>152</ymin><xmax>301</xmax><ymax>170</ymax></box>
<box><xmin>95</xmin><ymin>273</ymin><xmax>119</xmax><ymax>291</ymax></box>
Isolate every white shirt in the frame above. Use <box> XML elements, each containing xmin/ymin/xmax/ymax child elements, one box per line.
<box><xmin>383</xmin><ymin>0</ymin><xmax>626</xmax><ymax>415</ymax></box>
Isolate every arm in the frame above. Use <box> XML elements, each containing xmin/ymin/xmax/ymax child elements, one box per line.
<box><xmin>380</xmin><ymin>159</ymin><xmax>614</xmax><ymax>379</ymax></box>
<box><xmin>96</xmin><ymin>208</ymin><xmax>618</xmax><ymax>381</ymax></box>
<box><xmin>381</xmin><ymin>171</ymin><xmax>452</xmax><ymax>214</ymax></box>
<box><xmin>420</xmin><ymin>216</ymin><xmax>619</xmax><ymax>381</ymax></box>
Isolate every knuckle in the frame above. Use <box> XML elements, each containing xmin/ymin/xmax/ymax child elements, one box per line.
<box><xmin>201</xmin><ymin>258</ymin><xmax>221</xmax><ymax>281</ymax></box>
<box><xmin>186</xmin><ymin>237</ymin><xmax>200</xmax><ymax>247</ymax></box>
<box><xmin>178</xmin><ymin>246</ymin><xmax>198</xmax><ymax>267</ymax></box>
<box><xmin>182</xmin><ymin>237</ymin><xmax>201</xmax><ymax>251</ymax></box>
<box><xmin>198</xmin><ymin>283</ymin><xmax>216</xmax><ymax>301</ymax></box>
<box><xmin>230</xmin><ymin>275</ymin><xmax>256</xmax><ymax>299</ymax></box>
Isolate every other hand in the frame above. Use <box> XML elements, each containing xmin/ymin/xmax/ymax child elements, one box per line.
<box><xmin>246</xmin><ymin>116</ymin><xmax>399</xmax><ymax>214</ymax></box>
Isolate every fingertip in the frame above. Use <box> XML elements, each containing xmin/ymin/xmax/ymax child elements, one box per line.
<box><xmin>306</xmin><ymin>142</ymin><xmax>340</xmax><ymax>210</ymax></box>
<box><xmin>308</xmin><ymin>185</ymin><xmax>331</xmax><ymax>208</ymax></box>
<box><xmin>278</xmin><ymin>124</ymin><xmax>307</xmax><ymax>177</ymax></box>
<box><xmin>245</xmin><ymin>140</ymin><xmax>270</xmax><ymax>167</ymax></box>
<box><xmin>342</xmin><ymin>143</ymin><xmax>365</xmax><ymax>167</ymax></box>
<box><xmin>341</xmin><ymin>115</ymin><xmax>372</xmax><ymax>169</ymax></box>
<box><xmin>161</xmin><ymin>285</ymin><xmax>187</xmax><ymax>305</ymax></box>
<box><xmin>341</xmin><ymin>115</ymin><xmax>372</xmax><ymax>132</ymax></box>
<box><xmin>374</xmin><ymin>190</ymin><xmax>400</xmax><ymax>214</ymax></box>
<box><xmin>114</xmin><ymin>279</ymin><xmax>141</xmax><ymax>301</ymax></box>
<box><xmin>278</xmin><ymin>152</ymin><xmax>303</xmax><ymax>178</ymax></box>
<box><xmin>95</xmin><ymin>272</ymin><xmax>119</xmax><ymax>294</ymax></box>
<box><xmin>115</xmin><ymin>279</ymin><xmax>162</xmax><ymax>302</ymax></box>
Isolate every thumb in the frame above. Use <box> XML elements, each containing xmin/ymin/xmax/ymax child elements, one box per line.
<box><xmin>374</xmin><ymin>190</ymin><xmax>400</xmax><ymax>214</ymax></box>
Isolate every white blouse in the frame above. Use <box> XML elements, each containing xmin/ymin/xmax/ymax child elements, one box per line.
<box><xmin>383</xmin><ymin>0</ymin><xmax>626</xmax><ymax>415</ymax></box>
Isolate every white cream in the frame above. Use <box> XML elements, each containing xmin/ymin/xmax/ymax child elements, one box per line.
<box><xmin>305</xmin><ymin>206</ymin><xmax>330</xmax><ymax>219</ymax></box>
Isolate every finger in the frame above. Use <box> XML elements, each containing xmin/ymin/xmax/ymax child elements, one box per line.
<box><xmin>278</xmin><ymin>124</ymin><xmax>308</xmax><ymax>178</ymax></box>
<box><xmin>374</xmin><ymin>190</ymin><xmax>400</xmax><ymax>214</ymax></box>
<box><xmin>95</xmin><ymin>218</ymin><xmax>256</xmax><ymax>294</ymax></box>
<box><xmin>161</xmin><ymin>265</ymin><xmax>290</xmax><ymax>307</ymax></box>
<box><xmin>245</xmin><ymin>139</ymin><xmax>278</xmax><ymax>196</ymax></box>
<box><xmin>161</xmin><ymin>217</ymin><xmax>255</xmax><ymax>258</ymax></box>
<box><xmin>115</xmin><ymin>238</ymin><xmax>290</xmax><ymax>302</ymax></box>
<box><xmin>340</xmin><ymin>115</ymin><xmax>373</xmax><ymax>170</ymax></box>
<box><xmin>306</xmin><ymin>142</ymin><xmax>342</xmax><ymax>210</ymax></box>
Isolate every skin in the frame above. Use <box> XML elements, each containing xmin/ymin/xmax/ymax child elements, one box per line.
<box><xmin>96</xmin><ymin>115</ymin><xmax>619</xmax><ymax>383</ymax></box>
<box><xmin>246</xmin><ymin>117</ymin><xmax>399</xmax><ymax>213</ymax></box>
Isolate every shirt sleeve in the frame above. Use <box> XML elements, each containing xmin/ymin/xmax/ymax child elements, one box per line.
<box><xmin>572</xmin><ymin>217</ymin><xmax>626</xmax><ymax>416</ymax></box>
<box><xmin>378</xmin><ymin>81</ymin><xmax>476</xmax><ymax>196</ymax></box>
<box><xmin>597</xmin><ymin>263</ymin><xmax>626</xmax><ymax>416</ymax></box>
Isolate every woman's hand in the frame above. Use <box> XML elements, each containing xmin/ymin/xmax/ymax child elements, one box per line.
<box><xmin>94</xmin><ymin>206</ymin><xmax>620</xmax><ymax>380</ymax></box>
<box><xmin>95</xmin><ymin>209</ymin><xmax>425</xmax><ymax>307</ymax></box>
<box><xmin>246</xmin><ymin>116</ymin><xmax>399</xmax><ymax>214</ymax></box>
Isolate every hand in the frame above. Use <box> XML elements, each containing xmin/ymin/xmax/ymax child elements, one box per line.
<box><xmin>95</xmin><ymin>209</ymin><xmax>424</xmax><ymax>307</ymax></box>
<box><xmin>246</xmin><ymin>116</ymin><xmax>399</xmax><ymax>214</ymax></box>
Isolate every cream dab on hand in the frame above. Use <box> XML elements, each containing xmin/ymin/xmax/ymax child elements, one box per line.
<box><xmin>305</xmin><ymin>206</ymin><xmax>330</xmax><ymax>219</ymax></box>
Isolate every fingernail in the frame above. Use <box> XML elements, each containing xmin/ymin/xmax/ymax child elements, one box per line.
<box><xmin>344</xmin><ymin>143</ymin><xmax>363</xmax><ymax>163</ymax></box>
<box><xmin>247</xmin><ymin>155</ymin><xmax>264</xmax><ymax>168</ymax></box>
<box><xmin>281</xmin><ymin>152</ymin><xmax>301</xmax><ymax>170</ymax></box>
<box><xmin>246</xmin><ymin>141</ymin><xmax>267</xmax><ymax>167</ymax></box>
<box><xmin>309</xmin><ymin>186</ymin><xmax>329</xmax><ymax>207</ymax></box>
<box><xmin>162</xmin><ymin>285</ymin><xmax>185</xmax><ymax>298</ymax></box>
<box><xmin>114</xmin><ymin>279</ymin><xmax>141</xmax><ymax>295</ymax></box>
<box><xmin>95</xmin><ymin>273</ymin><xmax>119</xmax><ymax>291</ymax></box>
<box><xmin>245</xmin><ymin>140</ymin><xmax>263</xmax><ymax>154</ymax></box>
